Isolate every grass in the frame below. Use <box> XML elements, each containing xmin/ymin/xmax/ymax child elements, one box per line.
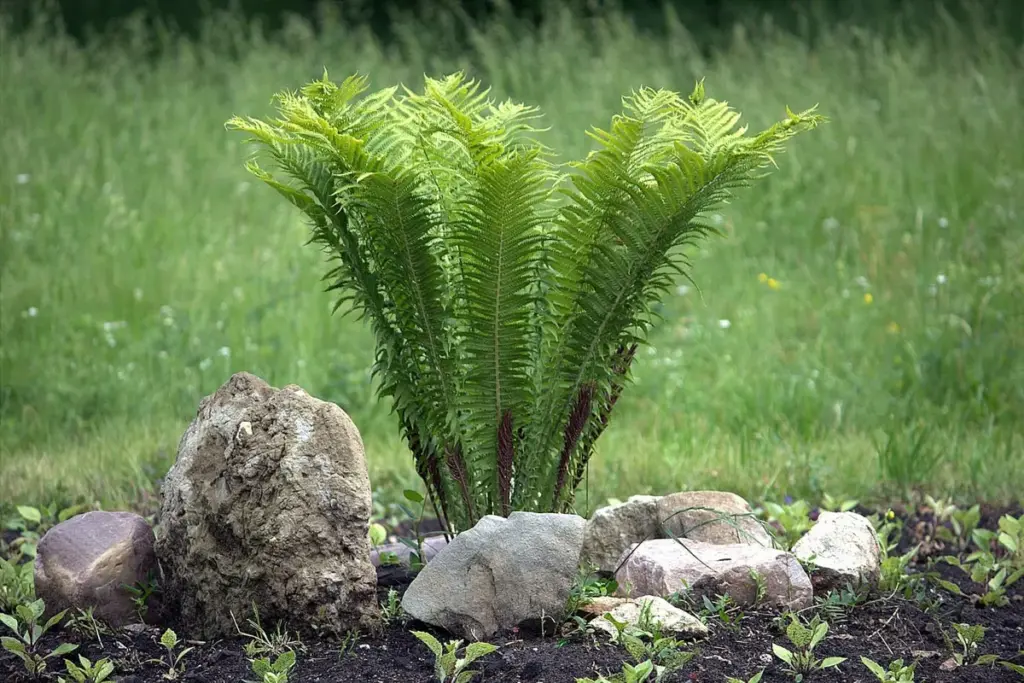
<box><xmin>1</xmin><ymin>4</ymin><xmax>1022</xmax><ymax>512</ymax></box>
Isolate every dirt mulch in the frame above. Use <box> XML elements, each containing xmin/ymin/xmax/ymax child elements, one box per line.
<box><xmin>2</xmin><ymin>506</ymin><xmax>1022</xmax><ymax>683</ymax></box>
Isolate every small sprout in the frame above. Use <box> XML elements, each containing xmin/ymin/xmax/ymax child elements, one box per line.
<box><xmin>380</xmin><ymin>588</ymin><xmax>404</xmax><ymax>626</ymax></box>
<box><xmin>771</xmin><ymin>614</ymin><xmax>846</xmax><ymax>678</ymax></box>
<box><xmin>726</xmin><ymin>670</ymin><xmax>764</xmax><ymax>683</ymax></box>
<box><xmin>59</xmin><ymin>654</ymin><xmax>117</xmax><ymax>683</ymax></box>
<box><xmin>147</xmin><ymin>628</ymin><xmax>194</xmax><ymax>680</ymax></box>
<box><xmin>861</xmin><ymin>656</ymin><xmax>918</xmax><ymax>682</ymax></box>
<box><xmin>577</xmin><ymin>659</ymin><xmax>657</xmax><ymax>683</ymax></box>
<box><xmin>247</xmin><ymin>650</ymin><xmax>297</xmax><ymax>683</ymax></box>
<box><xmin>411</xmin><ymin>630</ymin><xmax>498</xmax><ymax>683</ymax></box>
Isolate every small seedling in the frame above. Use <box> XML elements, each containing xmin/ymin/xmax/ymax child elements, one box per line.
<box><xmin>700</xmin><ymin>593</ymin><xmax>744</xmax><ymax>632</ymax></box>
<box><xmin>338</xmin><ymin>630</ymin><xmax>360</xmax><ymax>658</ymax></box>
<box><xmin>870</xmin><ymin>509</ymin><xmax>904</xmax><ymax>556</ymax></box>
<box><xmin>148</xmin><ymin>628</ymin><xmax>194</xmax><ymax>680</ymax></box>
<box><xmin>934</xmin><ymin>503</ymin><xmax>980</xmax><ymax>552</ymax></box>
<box><xmin>726</xmin><ymin>670</ymin><xmax>764</xmax><ymax>683</ymax></box>
<box><xmin>0</xmin><ymin>598</ymin><xmax>78</xmax><ymax>676</ymax></box>
<box><xmin>762</xmin><ymin>499</ymin><xmax>813</xmax><ymax>549</ymax></box>
<box><xmin>566</xmin><ymin>565</ymin><xmax>619</xmax><ymax>616</ymax></box>
<box><xmin>948</xmin><ymin>622</ymin><xmax>999</xmax><ymax>666</ymax></box>
<box><xmin>123</xmin><ymin>572</ymin><xmax>160</xmax><ymax>622</ymax></box>
<box><xmin>771</xmin><ymin>614</ymin><xmax>846</xmax><ymax>680</ymax></box>
<box><xmin>247</xmin><ymin>650</ymin><xmax>297</xmax><ymax>683</ymax></box>
<box><xmin>861</xmin><ymin>656</ymin><xmax>917</xmax><ymax>682</ymax></box>
<box><xmin>411</xmin><ymin>630</ymin><xmax>498</xmax><ymax>683</ymax></box>
<box><xmin>600</xmin><ymin>605</ymin><xmax>695</xmax><ymax>674</ymax></box>
<box><xmin>815</xmin><ymin>583</ymin><xmax>868</xmax><ymax>623</ymax></box>
<box><xmin>577</xmin><ymin>659</ymin><xmax>660</xmax><ymax>683</ymax></box>
<box><xmin>999</xmin><ymin>651</ymin><xmax>1024</xmax><ymax>676</ymax></box>
<box><xmin>59</xmin><ymin>654</ymin><xmax>117</xmax><ymax>683</ymax></box>
<box><xmin>879</xmin><ymin>545</ymin><xmax>919</xmax><ymax>593</ymax></box>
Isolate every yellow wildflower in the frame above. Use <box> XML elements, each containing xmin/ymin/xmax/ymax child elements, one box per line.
<box><xmin>864</xmin><ymin>292</ymin><xmax>874</xmax><ymax>305</ymax></box>
<box><xmin>768</xmin><ymin>278</ymin><xmax>781</xmax><ymax>290</ymax></box>
<box><xmin>758</xmin><ymin>272</ymin><xmax>768</xmax><ymax>283</ymax></box>
<box><xmin>887</xmin><ymin>321</ymin><xmax>900</xmax><ymax>334</ymax></box>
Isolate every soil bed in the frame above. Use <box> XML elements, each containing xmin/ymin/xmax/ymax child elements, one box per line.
<box><xmin>3</xmin><ymin>505</ymin><xmax>1022</xmax><ymax>683</ymax></box>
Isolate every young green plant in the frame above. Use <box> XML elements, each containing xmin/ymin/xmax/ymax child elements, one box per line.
<box><xmin>228</xmin><ymin>72</ymin><xmax>823</xmax><ymax>531</ymax></box>
<box><xmin>411</xmin><ymin>630</ymin><xmax>498</xmax><ymax>683</ymax></box>
<box><xmin>148</xmin><ymin>628</ymin><xmax>194</xmax><ymax>680</ymax></box>
<box><xmin>771</xmin><ymin>614</ymin><xmax>846</xmax><ymax>680</ymax></box>
<box><xmin>0</xmin><ymin>598</ymin><xmax>78</xmax><ymax>676</ymax></box>
<box><xmin>59</xmin><ymin>655</ymin><xmax>117</xmax><ymax>683</ymax></box>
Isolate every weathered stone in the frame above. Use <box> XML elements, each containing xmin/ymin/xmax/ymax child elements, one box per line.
<box><xmin>155</xmin><ymin>372</ymin><xmax>378</xmax><ymax>639</ymax></box>
<box><xmin>791</xmin><ymin>511</ymin><xmax>881</xmax><ymax>592</ymax></box>
<box><xmin>657</xmin><ymin>491</ymin><xmax>773</xmax><ymax>547</ymax></box>
<box><xmin>401</xmin><ymin>512</ymin><xmax>586</xmax><ymax>640</ymax></box>
<box><xmin>581</xmin><ymin>495</ymin><xmax>663</xmax><ymax>573</ymax></box>
<box><xmin>589</xmin><ymin>596</ymin><xmax>708</xmax><ymax>639</ymax></box>
<box><xmin>615</xmin><ymin>539</ymin><xmax>813</xmax><ymax>610</ymax></box>
<box><xmin>34</xmin><ymin>511</ymin><xmax>156</xmax><ymax>627</ymax></box>
<box><xmin>370</xmin><ymin>535</ymin><xmax>449</xmax><ymax>568</ymax></box>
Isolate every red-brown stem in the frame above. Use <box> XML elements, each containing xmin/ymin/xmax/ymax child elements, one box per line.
<box><xmin>497</xmin><ymin>409</ymin><xmax>515</xmax><ymax>517</ymax></box>
<box><xmin>552</xmin><ymin>382</ymin><xmax>595</xmax><ymax>509</ymax></box>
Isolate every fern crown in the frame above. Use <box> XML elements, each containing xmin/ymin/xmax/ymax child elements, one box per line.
<box><xmin>227</xmin><ymin>71</ymin><xmax>824</xmax><ymax>532</ymax></box>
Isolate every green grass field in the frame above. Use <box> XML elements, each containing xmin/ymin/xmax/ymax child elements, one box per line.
<box><xmin>2</xmin><ymin>5</ymin><xmax>1022</xmax><ymax>513</ymax></box>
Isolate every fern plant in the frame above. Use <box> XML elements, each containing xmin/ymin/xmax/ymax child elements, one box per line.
<box><xmin>227</xmin><ymin>72</ymin><xmax>822</xmax><ymax>532</ymax></box>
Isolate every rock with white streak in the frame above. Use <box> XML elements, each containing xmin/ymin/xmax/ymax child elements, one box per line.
<box><xmin>791</xmin><ymin>511</ymin><xmax>881</xmax><ymax>592</ymax></box>
<box><xmin>589</xmin><ymin>596</ymin><xmax>708</xmax><ymax>639</ymax></box>
<box><xmin>401</xmin><ymin>512</ymin><xmax>586</xmax><ymax>640</ymax></box>
<box><xmin>615</xmin><ymin>539</ymin><xmax>813</xmax><ymax>610</ymax></box>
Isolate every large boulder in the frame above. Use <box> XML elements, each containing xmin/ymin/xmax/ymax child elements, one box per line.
<box><xmin>581</xmin><ymin>495</ymin><xmax>662</xmax><ymax>573</ymax></box>
<box><xmin>401</xmin><ymin>512</ymin><xmax>586</xmax><ymax>640</ymax></box>
<box><xmin>155</xmin><ymin>372</ymin><xmax>379</xmax><ymax>638</ymax></box>
<box><xmin>791</xmin><ymin>511</ymin><xmax>881</xmax><ymax>593</ymax></box>
<box><xmin>615</xmin><ymin>539</ymin><xmax>813</xmax><ymax>610</ymax></box>
<box><xmin>34</xmin><ymin>511</ymin><xmax>156</xmax><ymax>626</ymax></box>
<box><xmin>657</xmin><ymin>491</ymin><xmax>774</xmax><ymax>547</ymax></box>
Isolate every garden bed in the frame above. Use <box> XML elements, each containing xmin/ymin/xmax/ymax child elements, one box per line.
<box><xmin>3</xmin><ymin>503</ymin><xmax>1022</xmax><ymax>683</ymax></box>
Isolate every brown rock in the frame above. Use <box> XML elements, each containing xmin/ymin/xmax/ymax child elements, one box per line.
<box><xmin>34</xmin><ymin>511</ymin><xmax>156</xmax><ymax>627</ymax></box>
<box><xmin>657</xmin><ymin>491</ymin><xmax>774</xmax><ymax>547</ymax></box>
<box><xmin>155</xmin><ymin>372</ymin><xmax>379</xmax><ymax>639</ymax></box>
<box><xmin>615</xmin><ymin>539</ymin><xmax>813</xmax><ymax>610</ymax></box>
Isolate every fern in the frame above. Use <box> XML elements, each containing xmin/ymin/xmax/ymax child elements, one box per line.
<box><xmin>227</xmin><ymin>72</ymin><xmax>823</xmax><ymax>532</ymax></box>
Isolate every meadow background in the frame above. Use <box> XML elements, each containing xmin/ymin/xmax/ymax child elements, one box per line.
<box><xmin>2</xmin><ymin>1</ymin><xmax>1022</xmax><ymax>515</ymax></box>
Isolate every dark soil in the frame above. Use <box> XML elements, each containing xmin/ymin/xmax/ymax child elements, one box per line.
<box><xmin>3</xmin><ymin>506</ymin><xmax>1022</xmax><ymax>683</ymax></box>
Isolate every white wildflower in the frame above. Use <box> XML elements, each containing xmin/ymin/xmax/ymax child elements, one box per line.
<box><xmin>218</xmin><ymin>346</ymin><xmax>231</xmax><ymax>357</ymax></box>
<box><xmin>675</xmin><ymin>284</ymin><xmax>691</xmax><ymax>296</ymax></box>
<box><xmin>15</xmin><ymin>174</ymin><xmax>30</xmax><ymax>185</ymax></box>
<box><xmin>199</xmin><ymin>358</ymin><xmax>212</xmax><ymax>371</ymax></box>
<box><xmin>938</xmin><ymin>217</ymin><xmax>949</xmax><ymax>229</ymax></box>
<box><xmin>822</xmin><ymin>217</ymin><xmax>840</xmax><ymax>231</ymax></box>
<box><xmin>936</xmin><ymin>274</ymin><xmax>947</xmax><ymax>285</ymax></box>
<box><xmin>718</xmin><ymin>319</ymin><xmax>731</xmax><ymax>329</ymax></box>
<box><xmin>25</xmin><ymin>306</ymin><xmax>38</xmax><ymax>318</ymax></box>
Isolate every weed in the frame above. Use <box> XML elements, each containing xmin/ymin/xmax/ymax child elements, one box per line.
<box><xmin>860</xmin><ymin>656</ymin><xmax>918</xmax><ymax>682</ymax></box>
<box><xmin>879</xmin><ymin>545</ymin><xmax>919</xmax><ymax>593</ymax></box>
<box><xmin>411</xmin><ymin>630</ymin><xmax>498</xmax><ymax>683</ymax></box>
<box><xmin>65</xmin><ymin>606</ymin><xmax>111</xmax><ymax>647</ymax></box>
<box><xmin>232</xmin><ymin>605</ymin><xmax>305</xmax><ymax>659</ymax></box>
<box><xmin>380</xmin><ymin>588</ymin><xmax>403</xmax><ymax>626</ymax></box>
<box><xmin>700</xmin><ymin>594</ymin><xmax>744</xmax><ymax>632</ymax></box>
<box><xmin>771</xmin><ymin>613</ymin><xmax>846</xmax><ymax>680</ymax></box>
<box><xmin>58</xmin><ymin>655</ymin><xmax>117</xmax><ymax>683</ymax></box>
<box><xmin>820</xmin><ymin>494</ymin><xmax>858</xmax><ymax>513</ymax></box>
<box><xmin>123</xmin><ymin>572</ymin><xmax>160</xmax><ymax>622</ymax></box>
<box><xmin>566</xmin><ymin>565</ymin><xmax>619</xmax><ymax>616</ymax></box>
<box><xmin>814</xmin><ymin>583</ymin><xmax>869</xmax><ymax>623</ymax></box>
<box><xmin>0</xmin><ymin>598</ymin><xmax>78</xmax><ymax>676</ymax></box>
<box><xmin>337</xmin><ymin>630</ymin><xmax>360</xmax><ymax>659</ymax></box>
<box><xmin>599</xmin><ymin>604</ymin><xmax>696</xmax><ymax>675</ymax></box>
<box><xmin>947</xmin><ymin>622</ymin><xmax>1000</xmax><ymax>666</ymax></box>
<box><xmin>147</xmin><ymin>628</ymin><xmax>194</xmax><ymax>680</ymax></box>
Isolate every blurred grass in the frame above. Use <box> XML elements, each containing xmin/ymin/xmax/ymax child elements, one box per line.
<box><xmin>1</xmin><ymin>3</ymin><xmax>1022</xmax><ymax>511</ymax></box>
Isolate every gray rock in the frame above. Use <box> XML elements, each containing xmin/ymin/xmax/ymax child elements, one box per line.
<box><xmin>154</xmin><ymin>372</ymin><xmax>378</xmax><ymax>638</ymax></box>
<box><xmin>791</xmin><ymin>511</ymin><xmax>881</xmax><ymax>592</ymax></box>
<box><xmin>401</xmin><ymin>512</ymin><xmax>586</xmax><ymax>640</ymax></box>
<box><xmin>34</xmin><ymin>511</ymin><xmax>156</xmax><ymax>627</ymax></box>
<box><xmin>589</xmin><ymin>595</ymin><xmax>708</xmax><ymax>639</ymax></box>
<box><xmin>657</xmin><ymin>491</ymin><xmax>773</xmax><ymax>547</ymax></box>
<box><xmin>615</xmin><ymin>539</ymin><xmax>813</xmax><ymax>610</ymax></box>
<box><xmin>581</xmin><ymin>495</ymin><xmax>662</xmax><ymax>573</ymax></box>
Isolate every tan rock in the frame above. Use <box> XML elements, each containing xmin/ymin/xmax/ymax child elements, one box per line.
<box><xmin>577</xmin><ymin>596</ymin><xmax>630</xmax><ymax>618</ymax></box>
<box><xmin>615</xmin><ymin>539</ymin><xmax>813</xmax><ymax>610</ymax></box>
<box><xmin>155</xmin><ymin>372</ymin><xmax>379</xmax><ymax>638</ymax></box>
<box><xmin>657</xmin><ymin>491</ymin><xmax>774</xmax><ymax>547</ymax></box>
<box><xmin>581</xmin><ymin>495</ymin><xmax>662</xmax><ymax>573</ymax></box>
<box><xmin>791</xmin><ymin>511</ymin><xmax>881</xmax><ymax>592</ymax></box>
<box><xmin>34</xmin><ymin>511</ymin><xmax>156</xmax><ymax>627</ymax></box>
